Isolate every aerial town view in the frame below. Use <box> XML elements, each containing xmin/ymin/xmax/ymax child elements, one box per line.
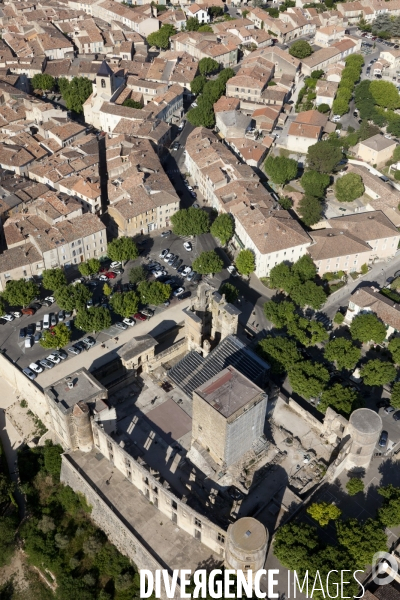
<box><xmin>4</xmin><ymin>0</ymin><xmax>400</xmax><ymax>597</ymax></box>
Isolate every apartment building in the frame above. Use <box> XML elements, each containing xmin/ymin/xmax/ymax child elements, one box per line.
<box><xmin>357</xmin><ymin>134</ymin><xmax>397</xmax><ymax>166</ymax></box>
<box><xmin>170</xmin><ymin>31</ymin><xmax>238</xmax><ymax>67</ymax></box>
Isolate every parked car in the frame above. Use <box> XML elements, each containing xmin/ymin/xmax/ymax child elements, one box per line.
<box><xmin>29</xmin><ymin>362</ymin><xmax>43</xmax><ymax>374</ymax></box>
<box><xmin>34</xmin><ymin>332</ymin><xmax>42</xmax><ymax>343</ymax></box>
<box><xmin>27</xmin><ymin>323</ymin><xmax>35</xmax><ymax>336</ymax></box>
<box><xmin>159</xmin><ymin>249</ymin><xmax>169</xmax><ymax>259</ymax></box>
<box><xmin>74</xmin><ymin>341</ymin><xmax>86</xmax><ymax>352</ymax></box>
<box><xmin>182</xmin><ymin>266</ymin><xmax>192</xmax><ymax>277</ymax></box>
<box><xmin>45</xmin><ymin>296</ymin><xmax>55</xmax><ymax>303</ymax></box>
<box><xmin>376</xmin><ymin>399</ymin><xmax>390</xmax><ymax>409</ymax></box>
<box><xmin>55</xmin><ymin>349</ymin><xmax>68</xmax><ymax>360</ymax></box>
<box><xmin>19</xmin><ymin>328</ymin><xmax>26</xmax><ymax>338</ymax></box>
<box><xmin>23</xmin><ymin>367</ymin><xmax>36</xmax><ymax>380</ymax></box>
<box><xmin>378</xmin><ymin>430</ymin><xmax>388</xmax><ymax>447</ymax></box>
<box><xmin>2</xmin><ymin>314</ymin><xmax>14</xmax><ymax>322</ymax></box>
<box><xmin>65</xmin><ymin>310</ymin><xmax>73</xmax><ymax>319</ymax></box>
<box><xmin>25</xmin><ymin>337</ymin><xmax>33</xmax><ymax>349</ymax></box>
<box><xmin>167</xmin><ymin>255</ymin><xmax>176</xmax><ymax>266</ymax></box>
<box><xmin>177</xmin><ymin>265</ymin><xmax>186</xmax><ymax>274</ymax></box>
<box><xmin>30</xmin><ymin>303</ymin><xmax>42</xmax><ymax>311</ymax></box>
<box><xmin>68</xmin><ymin>346</ymin><xmax>81</xmax><ymax>355</ymax></box>
<box><xmin>82</xmin><ymin>337</ymin><xmax>96</xmax><ymax>348</ymax></box>
<box><xmin>164</xmin><ymin>252</ymin><xmax>174</xmax><ymax>263</ymax></box>
<box><xmin>227</xmin><ymin>265</ymin><xmax>237</xmax><ymax>277</ymax></box>
<box><xmin>178</xmin><ymin>291</ymin><xmax>191</xmax><ymax>300</ymax></box>
<box><xmin>36</xmin><ymin>320</ymin><xmax>42</xmax><ymax>331</ymax></box>
<box><xmin>65</xmin><ymin>320</ymin><xmax>73</xmax><ymax>330</ymax></box>
<box><xmin>21</xmin><ymin>307</ymin><xmax>35</xmax><ymax>316</ymax></box>
<box><xmin>40</xmin><ymin>358</ymin><xmax>54</xmax><ymax>369</ymax></box>
<box><xmin>183</xmin><ymin>241</ymin><xmax>192</xmax><ymax>251</ymax></box>
<box><xmin>172</xmin><ymin>142</ymin><xmax>180</xmax><ymax>151</ymax></box>
<box><xmin>105</xmin><ymin>272</ymin><xmax>117</xmax><ymax>279</ymax></box>
<box><xmin>393</xmin><ymin>411</ymin><xmax>400</xmax><ymax>421</ymax></box>
<box><xmin>12</xmin><ymin>311</ymin><xmax>22</xmax><ymax>318</ymax></box>
<box><xmin>141</xmin><ymin>308</ymin><xmax>154</xmax><ymax>318</ymax></box>
<box><xmin>50</xmin><ymin>314</ymin><xmax>57</xmax><ymax>327</ymax></box>
<box><xmin>110</xmin><ymin>261</ymin><xmax>122</xmax><ymax>269</ymax></box>
<box><xmin>173</xmin><ymin>259</ymin><xmax>183</xmax><ymax>271</ymax></box>
<box><xmin>122</xmin><ymin>317</ymin><xmax>136</xmax><ymax>327</ymax></box>
<box><xmin>98</xmin><ymin>274</ymin><xmax>108</xmax><ymax>281</ymax></box>
<box><xmin>192</xmin><ymin>273</ymin><xmax>202</xmax><ymax>284</ymax></box>
<box><xmin>47</xmin><ymin>353</ymin><xmax>61</xmax><ymax>364</ymax></box>
<box><xmin>187</xmin><ymin>270</ymin><xmax>196</xmax><ymax>282</ymax></box>
<box><xmin>384</xmin><ymin>405</ymin><xmax>395</xmax><ymax>415</ymax></box>
<box><xmin>173</xmin><ymin>287</ymin><xmax>185</xmax><ymax>297</ymax></box>
<box><xmin>115</xmin><ymin>322</ymin><xmax>128</xmax><ymax>330</ymax></box>
<box><xmin>153</xmin><ymin>270</ymin><xmax>167</xmax><ymax>278</ymax></box>
<box><xmin>133</xmin><ymin>312</ymin><xmax>147</xmax><ymax>321</ymax></box>
<box><xmin>161</xmin><ymin>230</ymin><xmax>172</xmax><ymax>238</ymax></box>
<box><xmin>112</xmin><ymin>268</ymin><xmax>124</xmax><ymax>275</ymax></box>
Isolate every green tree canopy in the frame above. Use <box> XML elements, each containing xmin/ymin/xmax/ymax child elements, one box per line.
<box><xmin>307</xmin><ymin>502</ymin><xmax>342</xmax><ymax>527</ymax></box>
<box><xmin>122</xmin><ymin>98</ymin><xmax>143</xmax><ymax>109</ymax></box>
<box><xmin>0</xmin><ymin>297</ymin><xmax>6</xmax><ymax>317</ymax></box>
<box><xmin>292</xmin><ymin>255</ymin><xmax>317</xmax><ymax>282</ymax></box>
<box><xmin>129</xmin><ymin>265</ymin><xmax>147</xmax><ymax>285</ymax></box>
<box><xmin>107</xmin><ymin>237</ymin><xmax>138</xmax><ymax>263</ymax></box>
<box><xmin>324</xmin><ymin>338</ymin><xmax>361</xmax><ymax>370</ymax></box>
<box><xmin>42</xmin><ymin>268</ymin><xmax>67</xmax><ymax>292</ymax></box>
<box><xmin>317</xmin><ymin>103</ymin><xmax>330</xmax><ymax>113</ymax></box>
<box><xmin>186</xmin><ymin>16</ymin><xmax>201</xmax><ymax>30</ymax></box>
<box><xmin>289</xmin><ymin>40</ymin><xmax>313</xmax><ymax>59</ymax></box>
<box><xmin>350</xmin><ymin>313</ymin><xmax>387</xmax><ymax>344</ymax></box>
<box><xmin>198</xmin><ymin>24</ymin><xmax>213</xmax><ymax>32</ymax></box>
<box><xmin>191</xmin><ymin>75</ymin><xmax>207</xmax><ymax>95</ymax></box>
<box><xmin>391</xmin><ymin>382</ymin><xmax>400</xmax><ymax>408</ymax></box>
<box><xmin>300</xmin><ymin>171</ymin><xmax>330</xmax><ymax>198</ymax></box>
<box><xmin>199</xmin><ymin>57</ymin><xmax>219</xmax><ymax>75</ymax></box>
<box><xmin>332</xmin><ymin>96</ymin><xmax>350</xmax><ymax>116</ymax></box>
<box><xmin>137</xmin><ymin>281</ymin><xmax>171</xmax><ymax>305</ymax></box>
<box><xmin>55</xmin><ymin>283</ymin><xmax>91</xmax><ymax>311</ymax></box>
<box><xmin>32</xmin><ymin>73</ymin><xmax>55</xmax><ymax>91</ymax></box>
<box><xmin>290</xmin><ymin>280</ymin><xmax>326</xmax><ymax>309</ymax></box>
<box><xmin>370</xmin><ymin>80</ymin><xmax>400</xmax><ymax>109</ymax></box>
<box><xmin>307</xmin><ymin>141</ymin><xmax>343</xmax><ymax>173</ymax></box>
<box><xmin>103</xmin><ymin>283</ymin><xmax>112</xmax><ymax>297</ymax></box>
<box><xmin>263</xmin><ymin>299</ymin><xmax>296</xmax><ymax>328</ymax></box>
<box><xmin>287</xmin><ymin>316</ymin><xmax>328</xmax><ymax>346</ymax></box>
<box><xmin>336</xmin><ymin>518</ymin><xmax>387</xmax><ymax>569</ymax></box>
<box><xmin>318</xmin><ymin>384</ymin><xmax>360</xmax><ymax>417</ymax></box>
<box><xmin>110</xmin><ymin>291</ymin><xmax>140</xmax><ymax>317</ymax></box>
<box><xmin>334</xmin><ymin>311</ymin><xmax>344</xmax><ymax>324</ymax></box>
<box><xmin>298</xmin><ymin>195</ymin><xmax>323</xmax><ymax>226</ymax></box>
<box><xmin>39</xmin><ymin>323</ymin><xmax>71</xmax><ymax>349</ymax></box>
<box><xmin>192</xmin><ymin>250</ymin><xmax>224</xmax><ymax>274</ymax></box>
<box><xmin>171</xmin><ymin>207</ymin><xmax>210</xmax><ymax>236</ymax></box>
<box><xmin>187</xmin><ymin>104</ymin><xmax>215</xmax><ymax>128</ymax></box>
<box><xmin>273</xmin><ymin>522</ymin><xmax>319</xmax><ymax>571</ymax></box>
<box><xmin>2</xmin><ymin>279</ymin><xmax>38</xmax><ymax>308</ymax></box>
<box><xmin>258</xmin><ymin>336</ymin><xmax>301</xmax><ymax>374</ymax></box>
<box><xmin>335</xmin><ymin>173</ymin><xmax>364</xmax><ymax>202</ymax></box>
<box><xmin>147</xmin><ymin>24</ymin><xmax>176</xmax><ymax>49</ymax></box>
<box><xmin>264</xmin><ymin>155</ymin><xmax>298</xmax><ymax>185</ymax></box>
<box><xmin>78</xmin><ymin>258</ymin><xmax>101</xmax><ymax>277</ymax></box>
<box><xmin>219</xmin><ymin>282</ymin><xmax>239</xmax><ymax>304</ymax></box>
<box><xmin>346</xmin><ymin>478</ymin><xmax>365</xmax><ymax>496</ymax></box>
<box><xmin>210</xmin><ymin>213</ymin><xmax>234</xmax><ymax>245</ymax></box>
<box><xmin>209</xmin><ymin>5</ymin><xmax>224</xmax><ymax>17</ymax></box>
<box><xmin>58</xmin><ymin>76</ymin><xmax>92</xmax><ymax>114</ymax></box>
<box><xmin>75</xmin><ymin>307</ymin><xmax>111</xmax><ymax>332</ymax></box>
<box><xmin>360</xmin><ymin>359</ymin><xmax>396</xmax><ymax>386</ymax></box>
<box><xmin>288</xmin><ymin>360</ymin><xmax>330</xmax><ymax>399</ymax></box>
<box><xmin>378</xmin><ymin>485</ymin><xmax>400</xmax><ymax>527</ymax></box>
<box><xmin>389</xmin><ymin>337</ymin><xmax>400</xmax><ymax>364</ymax></box>
<box><xmin>235</xmin><ymin>249</ymin><xmax>255</xmax><ymax>275</ymax></box>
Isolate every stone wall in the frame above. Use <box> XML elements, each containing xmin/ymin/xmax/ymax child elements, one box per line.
<box><xmin>0</xmin><ymin>353</ymin><xmax>49</xmax><ymax>425</ymax></box>
<box><xmin>147</xmin><ymin>338</ymin><xmax>187</xmax><ymax>371</ymax></box>
<box><xmin>288</xmin><ymin>398</ymin><xmax>324</xmax><ymax>433</ymax></box>
<box><xmin>60</xmin><ymin>454</ymin><xmax>181</xmax><ymax>600</ymax></box>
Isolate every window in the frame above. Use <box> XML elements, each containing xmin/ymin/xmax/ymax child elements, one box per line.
<box><xmin>245</xmin><ymin>565</ymin><xmax>251</xmax><ymax>570</ymax></box>
<box><xmin>87</xmin><ymin>245</ymin><xmax>90</xmax><ymax>250</ymax></box>
<box><xmin>217</xmin><ymin>533</ymin><xmax>225</xmax><ymax>543</ymax></box>
<box><xmin>101</xmin><ymin>79</ymin><xmax>106</xmax><ymax>88</ymax></box>
<box><xmin>194</xmin><ymin>518</ymin><xmax>202</xmax><ymax>528</ymax></box>
<box><xmin>172</xmin><ymin>500</ymin><xmax>177</xmax><ymax>509</ymax></box>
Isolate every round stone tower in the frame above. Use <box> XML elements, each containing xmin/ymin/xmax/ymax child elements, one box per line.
<box><xmin>347</xmin><ymin>408</ymin><xmax>382</xmax><ymax>470</ymax></box>
<box><xmin>225</xmin><ymin>517</ymin><xmax>268</xmax><ymax>572</ymax></box>
<box><xmin>72</xmin><ymin>401</ymin><xmax>93</xmax><ymax>452</ymax></box>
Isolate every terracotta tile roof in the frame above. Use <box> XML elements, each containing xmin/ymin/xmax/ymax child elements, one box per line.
<box><xmin>0</xmin><ymin>243</ymin><xmax>42</xmax><ymax>272</ymax></box>
<box><xmin>288</xmin><ymin>122</ymin><xmax>321</xmax><ymax>139</ymax></box>
<box><xmin>359</xmin><ymin>134</ymin><xmax>396</xmax><ymax>152</ymax></box>
<box><xmin>350</xmin><ymin>286</ymin><xmax>400</xmax><ymax>332</ymax></box>
<box><xmin>213</xmin><ymin>96</ymin><xmax>240</xmax><ymax>113</ymax></box>
<box><xmin>308</xmin><ymin>228</ymin><xmax>371</xmax><ymax>260</ymax></box>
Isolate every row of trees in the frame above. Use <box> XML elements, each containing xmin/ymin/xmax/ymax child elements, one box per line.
<box><xmin>187</xmin><ymin>68</ymin><xmax>235</xmax><ymax>128</ymax></box>
<box><xmin>331</xmin><ymin>53</ymin><xmax>364</xmax><ymax>117</ymax></box>
<box><xmin>355</xmin><ymin>79</ymin><xmax>400</xmax><ymax>136</ymax></box>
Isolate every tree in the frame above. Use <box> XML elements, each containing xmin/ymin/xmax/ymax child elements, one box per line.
<box><xmin>198</xmin><ymin>24</ymin><xmax>213</xmax><ymax>32</ymax></box>
<box><xmin>79</xmin><ymin>258</ymin><xmax>100</xmax><ymax>277</ymax></box>
<box><xmin>360</xmin><ymin>359</ymin><xmax>396</xmax><ymax>386</ymax></box>
<box><xmin>336</xmin><ymin>518</ymin><xmax>386</xmax><ymax>569</ymax></box>
<box><xmin>273</xmin><ymin>522</ymin><xmax>319</xmax><ymax>571</ymax></box>
<box><xmin>0</xmin><ymin>516</ymin><xmax>18</xmax><ymax>567</ymax></box>
<box><xmin>209</xmin><ymin>5</ymin><xmax>223</xmax><ymax>17</ymax></box>
<box><xmin>58</xmin><ymin>76</ymin><xmax>92</xmax><ymax>114</ymax></box>
<box><xmin>287</xmin><ymin>317</ymin><xmax>328</xmax><ymax>346</ymax></box>
<box><xmin>107</xmin><ymin>237</ymin><xmax>138</xmax><ymax>263</ymax></box>
<box><xmin>75</xmin><ymin>307</ymin><xmax>111</xmax><ymax>332</ymax></box>
<box><xmin>2</xmin><ymin>279</ymin><xmax>38</xmax><ymax>308</ymax></box>
<box><xmin>110</xmin><ymin>291</ymin><xmax>140</xmax><ymax>317</ymax></box>
<box><xmin>122</xmin><ymin>98</ymin><xmax>142</xmax><ymax>109</ymax></box>
<box><xmin>391</xmin><ymin>382</ymin><xmax>400</xmax><ymax>408</ymax></box>
<box><xmin>129</xmin><ymin>266</ymin><xmax>147</xmax><ymax>285</ymax></box>
<box><xmin>187</xmin><ymin>104</ymin><xmax>215</xmax><ymax>128</ymax></box>
<box><xmin>307</xmin><ymin>502</ymin><xmax>342</xmax><ymax>527</ymax></box>
<box><xmin>171</xmin><ymin>207</ymin><xmax>210</xmax><ymax>236</ymax></box>
<box><xmin>55</xmin><ymin>283</ymin><xmax>91</xmax><ymax>311</ymax></box>
<box><xmin>298</xmin><ymin>195</ymin><xmax>323</xmax><ymax>226</ymax></box>
<box><xmin>0</xmin><ymin>297</ymin><xmax>6</xmax><ymax>317</ymax></box>
<box><xmin>186</xmin><ymin>16</ymin><xmax>201</xmax><ymax>31</ymax></box>
<box><xmin>350</xmin><ymin>313</ymin><xmax>387</xmax><ymax>344</ymax></box>
<box><xmin>301</xmin><ymin>171</ymin><xmax>330</xmax><ymax>198</ymax></box>
<box><xmin>346</xmin><ymin>478</ymin><xmax>364</xmax><ymax>496</ymax></box>
<box><xmin>370</xmin><ymin>80</ymin><xmax>400</xmax><ymax>110</ymax></box>
<box><xmin>288</xmin><ymin>361</ymin><xmax>330</xmax><ymax>399</ymax></box>
<box><xmin>332</xmin><ymin>96</ymin><xmax>350</xmax><ymax>116</ymax></box>
<box><xmin>147</xmin><ymin>24</ymin><xmax>176</xmax><ymax>49</ymax></box>
<box><xmin>378</xmin><ymin>485</ymin><xmax>400</xmax><ymax>527</ymax></box>
<box><xmin>289</xmin><ymin>40</ymin><xmax>313</xmax><ymax>59</ymax></box>
<box><xmin>103</xmin><ymin>283</ymin><xmax>112</xmax><ymax>297</ymax></box>
<box><xmin>292</xmin><ymin>255</ymin><xmax>317</xmax><ymax>282</ymax></box>
<box><xmin>258</xmin><ymin>336</ymin><xmax>301</xmax><ymax>374</ymax></box>
<box><xmin>192</xmin><ymin>250</ymin><xmax>223</xmax><ymax>274</ymax></box>
<box><xmin>191</xmin><ymin>75</ymin><xmax>207</xmax><ymax>95</ymax></box>
<box><xmin>290</xmin><ymin>280</ymin><xmax>326</xmax><ymax>309</ymax></box>
<box><xmin>307</xmin><ymin>141</ymin><xmax>343</xmax><ymax>173</ymax></box>
<box><xmin>210</xmin><ymin>213</ymin><xmax>234</xmax><ymax>245</ymax></box>
<box><xmin>335</xmin><ymin>173</ymin><xmax>364</xmax><ymax>202</ymax></box>
<box><xmin>324</xmin><ymin>338</ymin><xmax>361</xmax><ymax>370</ymax></box>
<box><xmin>137</xmin><ymin>281</ymin><xmax>171</xmax><ymax>305</ymax></box>
<box><xmin>269</xmin><ymin>262</ymin><xmax>292</xmax><ymax>290</ymax></box>
<box><xmin>42</xmin><ymin>268</ymin><xmax>67</xmax><ymax>292</ymax></box>
<box><xmin>389</xmin><ymin>337</ymin><xmax>400</xmax><ymax>364</ymax></box>
<box><xmin>317</xmin><ymin>103</ymin><xmax>330</xmax><ymax>113</ymax></box>
<box><xmin>318</xmin><ymin>384</ymin><xmax>360</xmax><ymax>417</ymax></box>
<box><xmin>279</xmin><ymin>195</ymin><xmax>293</xmax><ymax>210</ymax></box>
<box><xmin>264</xmin><ymin>155</ymin><xmax>298</xmax><ymax>185</ymax></box>
<box><xmin>263</xmin><ymin>299</ymin><xmax>296</xmax><ymax>328</ymax></box>
<box><xmin>40</xmin><ymin>323</ymin><xmax>71</xmax><ymax>349</ymax></box>
<box><xmin>235</xmin><ymin>249</ymin><xmax>255</xmax><ymax>276</ymax></box>
<box><xmin>32</xmin><ymin>73</ymin><xmax>55</xmax><ymax>91</ymax></box>
<box><xmin>334</xmin><ymin>312</ymin><xmax>344</xmax><ymax>325</ymax></box>
<box><xmin>199</xmin><ymin>57</ymin><xmax>219</xmax><ymax>76</ymax></box>
<box><xmin>219</xmin><ymin>283</ymin><xmax>239</xmax><ymax>304</ymax></box>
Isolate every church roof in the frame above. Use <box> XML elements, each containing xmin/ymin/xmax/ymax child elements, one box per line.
<box><xmin>97</xmin><ymin>60</ymin><xmax>114</xmax><ymax>77</ymax></box>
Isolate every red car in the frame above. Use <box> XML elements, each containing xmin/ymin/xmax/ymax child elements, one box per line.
<box><xmin>105</xmin><ymin>272</ymin><xmax>117</xmax><ymax>279</ymax></box>
<box><xmin>134</xmin><ymin>312</ymin><xmax>147</xmax><ymax>321</ymax></box>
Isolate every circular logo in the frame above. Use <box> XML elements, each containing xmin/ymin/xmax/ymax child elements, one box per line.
<box><xmin>372</xmin><ymin>552</ymin><xmax>398</xmax><ymax>586</ymax></box>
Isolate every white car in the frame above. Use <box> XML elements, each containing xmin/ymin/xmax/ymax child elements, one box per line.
<box><xmin>191</xmin><ymin>101</ymin><xmax>198</xmax><ymax>108</ymax></box>
<box><xmin>173</xmin><ymin>287</ymin><xmax>185</xmax><ymax>296</ymax></box>
<box><xmin>29</xmin><ymin>362</ymin><xmax>43</xmax><ymax>374</ymax></box>
<box><xmin>183</xmin><ymin>242</ymin><xmax>192</xmax><ymax>251</ymax></box>
<box><xmin>153</xmin><ymin>270</ymin><xmax>167</xmax><ymax>278</ymax></box>
<box><xmin>25</xmin><ymin>337</ymin><xmax>33</xmax><ymax>349</ymax></box>
<box><xmin>12</xmin><ymin>311</ymin><xmax>22</xmax><ymax>318</ymax></box>
<box><xmin>47</xmin><ymin>353</ymin><xmax>61</xmax><ymax>364</ymax></box>
<box><xmin>159</xmin><ymin>249</ymin><xmax>169</xmax><ymax>259</ymax></box>
<box><xmin>332</xmin><ymin>115</ymin><xmax>341</xmax><ymax>122</ymax></box>
<box><xmin>123</xmin><ymin>317</ymin><xmax>136</xmax><ymax>327</ymax></box>
<box><xmin>2</xmin><ymin>314</ymin><xmax>14</xmax><ymax>322</ymax></box>
<box><xmin>164</xmin><ymin>252</ymin><xmax>173</xmax><ymax>262</ymax></box>
<box><xmin>110</xmin><ymin>261</ymin><xmax>122</xmax><ymax>269</ymax></box>
<box><xmin>182</xmin><ymin>266</ymin><xmax>192</xmax><ymax>277</ymax></box>
<box><xmin>98</xmin><ymin>274</ymin><xmax>108</xmax><ymax>281</ymax></box>
<box><xmin>227</xmin><ymin>266</ymin><xmax>238</xmax><ymax>277</ymax></box>
<box><xmin>45</xmin><ymin>296</ymin><xmax>55</xmax><ymax>303</ymax></box>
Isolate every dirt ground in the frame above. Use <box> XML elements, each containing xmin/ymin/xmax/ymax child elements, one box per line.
<box><xmin>5</xmin><ymin>399</ymin><xmax>46</xmax><ymax>442</ymax></box>
<box><xmin>0</xmin><ymin>550</ymin><xmax>55</xmax><ymax>599</ymax></box>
